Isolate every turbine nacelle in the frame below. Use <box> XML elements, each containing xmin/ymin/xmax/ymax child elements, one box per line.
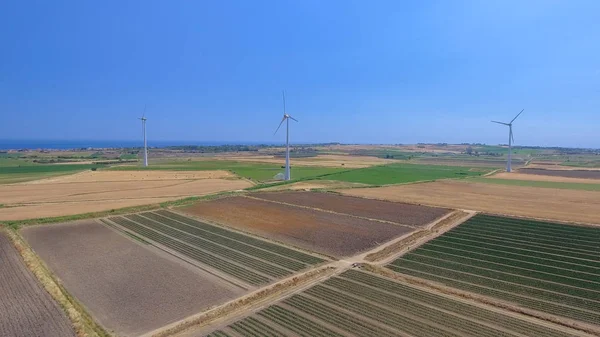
<box><xmin>491</xmin><ymin>109</ymin><xmax>524</xmax><ymax>172</ymax></box>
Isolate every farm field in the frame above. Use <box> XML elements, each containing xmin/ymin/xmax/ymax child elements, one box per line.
<box><xmin>22</xmin><ymin>169</ymin><xmax>235</xmax><ymax>184</ymax></box>
<box><xmin>321</xmin><ymin>163</ymin><xmax>491</xmax><ymax>185</ymax></box>
<box><xmin>388</xmin><ymin>214</ymin><xmax>600</xmax><ymax>327</ymax></box>
<box><xmin>519</xmin><ymin>168</ymin><xmax>600</xmax><ymax>179</ymax></box>
<box><xmin>0</xmin><ymin>231</ymin><xmax>76</xmax><ymax>337</ymax></box>
<box><xmin>252</xmin><ymin>191</ymin><xmax>450</xmax><ymax>225</ymax></box>
<box><xmin>470</xmin><ymin>177</ymin><xmax>600</xmax><ymax>191</ymax></box>
<box><xmin>0</xmin><ymin>160</ymin><xmax>100</xmax><ymax>184</ymax></box>
<box><xmin>181</xmin><ymin>196</ymin><xmax>416</xmax><ymax>257</ymax></box>
<box><xmin>340</xmin><ymin>180</ymin><xmax>600</xmax><ymax>224</ymax></box>
<box><xmin>491</xmin><ymin>172</ymin><xmax>600</xmax><ymax>184</ymax></box>
<box><xmin>210</xmin><ymin>154</ymin><xmax>394</xmax><ymax>168</ymax></box>
<box><xmin>0</xmin><ymin>171</ymin><xmax>252</xmax><ymax>221</ymax></box>
<box><xmin>257</xmin><ymin>179</ymin><xmax>369</xmax><ymax>191</ymax></box>
<box><xmin>22</xmin><ymin>220</ymin><xmax>244</xmax><ymax>337</ymax></box>
<box><xmin>106</xmin><ymin>210</ymin><xmax>326</xmax><ymax>287</ymax></box>
<box><xmin>201</xmin><ymin>270</ymin><xmax>586</xmax><ymax>337</ymax></box>
<box><xmin>415</xmin><ymin>156</ymin><xmax>524</xmax><ymax>168</ymax></box>
<box><xmin>111</xmin><ymin>159</ymin><xmax>345</xmax><ymax>182</ymax></box>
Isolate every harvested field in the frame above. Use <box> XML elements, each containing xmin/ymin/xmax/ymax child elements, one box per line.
<box><xmin>182</xmin><ymin>196</ymin><xmax>415</xmax><ymax>257</ymax></box>
<box><xmin>22</xmin><ymin>169</ymin><xmax>234</xmax><ymax>184</ymax></box>
<box><xmin>258</xmin><ymin>179</ymin><xmax>369</xmax><ymax>191</ymax></box>
<box><xmin>340</xmin><ymin>180</ymin><xmax>600</xmax><ymax>224</ymax></box>
<box><xmin>388</xmin><ymin>214</ymin><xmax>600</xmax><ymax>327</ymax></box>
<box><xmin>22</xmin><ymin>221</ymin><xmax>244</xmax><ymax>337</ymax></box>
<box><xmin>105</xmin><ymin>210</ymin><xmax>325</xmax><ymax>287</ymax></box>
<box><xmin>209</xmin><ymin>154</ymin><xmax>394</xmax><ymax>168</ymax></box>
<box><xmin>0</xmin><ymin>232</ymin><xmax>75</xmax><ymax>337</ymax></box>
<box><xmin>0</xmin><ymin>176</ymin><xmax>252</xmax><ymax>221</ymax></box>
<box><xmin>519</xmin><ymin>168</ymin><xmax>600</xmax><ymax>179</ymax></box>
<box><xmin>491</xmin><ymin>172</ymin><xmax>600</xmax><ymax>184</ymax></box>
<box><xmin>252</xmin><ymin>191</ymin><xmax>450</xmax><ymax>225</ymax></box>
<box><xmin>202</xmin><ymin>270</ymin><xmax>585</xmax><ymax>337</ymax></box>
<box><xmin>415</xmin><ymin>157</ymin><xmax>524</xmax><ymax>168</ymax></box>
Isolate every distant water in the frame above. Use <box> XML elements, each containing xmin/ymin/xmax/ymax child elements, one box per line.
<box><xmin>0</xmin><ymin>140</ymin><xmax>277</xmax><ymax>150</ymax></box>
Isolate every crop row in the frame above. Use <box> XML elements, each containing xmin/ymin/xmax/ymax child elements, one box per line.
<box><xmin>155</xmin><ymin>210</ymin><xmax>325</xmax><ymax>265</ymax></box>
<box><xmin>431</xmin><ymin>235</ymin><xmax>600</xmax><ymax>269</ymax></box>
<box><xmin>109</xmin><ymin>216</ymin><xmax>270</xmax><ymax>285</ymax></box>
<box><xmin>408</xmin><ymin>249</ymin><xmax>600</xmax><ymax>291</ymax></box>
<box><xmin>391</xmin><ymin>257</ymin><xmax>600</xmax><ymax>312</ymax></box>
<box><xmin>452</xmin><ymin>223</ymin><xmax>599</xmax><ymax>250</ymax></box>
<box><xmin>140</xmin><ymin>212</ymin><xmax>307</xmax><ymax>271</ymax></box>
<box><xmin>443</xmin><ymin>230</ymin><xmax>600</xmax><ymax>260</ymax></box>
<box><xmin>422</xmin><ymin>240</ymin><xmax>600</xmax><ymax>275</ymax></box>
<box><xmin>470</xmin><ymin>215</ymin><xmax>600</xmax><ymax>238</ymax></box>
<box><xmin>388</xmin><ymin>264</ymin><xmax>600</xmax><ymax>326</ymax></box>
<box><xmin>450</xmin><ymin>226</ymin><xmax>600</xmax><ymax>253</ymax></box>
<box><xmin>337</xmin><ymin>270</ymin><xmax>577</xmax><ymax>337</ymax></box>
<box><xmin>126</xmin><ymin>214</ymin><xmax>291</xmax><ymax>279</ymax></box>
<box><xmin>259</xmin><ymin>305</ymin><xmax>342</xmax><ymax>337</ymax></box>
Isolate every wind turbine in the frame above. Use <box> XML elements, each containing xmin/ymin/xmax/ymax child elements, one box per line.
<box><xmin>492</xmin><ymin>109</ymin><xmax>524</xmax><ymax>172</ymax></box>
<box><xmin>274</xmin><ymin>91</ymin><xmax>298</xmax><ymax>181</ymax></box>
<box><xmin>139</xmin><ymin>105</ymin><xmax>148</xmax><ymax>167</ymax></box>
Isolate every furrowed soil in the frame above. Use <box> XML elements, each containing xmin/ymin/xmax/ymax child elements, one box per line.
<box><xmin>340</xmin><ymin>180</ymin><xmax>600</xmax><ymax>224</ymax></box>
<box><xmin>0</xmin><ymin>232</ymin><xmax>76</xmax><ymax>337</ymax></box>
<box><xmin>491</xmin><ymin>172</ymin><xmax>600</xmax><ymax>184</ymax></box>
<box><xmin>22</xmin><ymin>221</ymin><xmax>244</xmax><ymax>337</ymax></box>
<box><xmin>0</xmin><ymin>171</ymin><xmax>252</xmax><ymax>220</ymax></box>
<box><xmin>252</xmin><ymin>191</ymin><xmax>450</xmax><ymax>226</ymax></box>
<box><xmin>518</xmin><ymin>168</ymin><xmax>600</xmax><ymax>179</ymax></box>
<box><xmin>181</xmin><ymin>196</ymin><xmax>414</xmax><ymax>257</ymax></box>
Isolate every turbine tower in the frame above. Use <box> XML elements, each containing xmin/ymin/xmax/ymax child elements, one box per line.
<box><xmin>492</xmin><ymin>109</ymin><xmax>524</xmax><ymax>173</ymax></box>
<box><xmin>139</xmin><ymin>106</ymin><xmax>148</xmax><ymax>167</ymax></box>
<box><xmin>274</xmin><ymin>91</ymin><xmax>298</xmax><ymax>180</ymax></box>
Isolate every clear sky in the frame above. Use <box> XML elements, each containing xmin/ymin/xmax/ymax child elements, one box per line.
<box><xmin>1</xmin><ymin>1</ymin><xmax>599</xmax><ymax>148</ymax></box>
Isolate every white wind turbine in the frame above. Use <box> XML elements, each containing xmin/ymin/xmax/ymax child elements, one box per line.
<box><xmin>492</xmin><ymin>109</ymin><xmax>524</xmax><ymax>172</ymax></box>
<box><xmin>139</xmin><ymin>105</ymin><xmax>148</xmax><ymax>167</ymax></box>
<box><xmin>274</xmin><ymin>91</ymin><xmax>298</xmax><ymax>181</ymax></box>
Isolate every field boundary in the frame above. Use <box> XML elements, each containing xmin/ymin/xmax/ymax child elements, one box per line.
<box><xmin>363</xmin><ymin>265</ymin><xmax>600</xmax><ymax>336</ymax></box>
<box><xmin>145</xmin><ymin>265</ymin><xmax>339</xmax><ymax>337</ymax></box>
<box><xmin>3</xmin><ymin>228</ymin><xmax>110</xmax><ymax>337</ymax></box>
<box><xmin>364</xmin><ymin>210</ymin><xmax>474</xmax><ymax>264</ymax></box>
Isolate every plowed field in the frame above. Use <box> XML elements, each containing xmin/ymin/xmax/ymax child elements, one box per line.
<box><xmin>22</xmin><ymin>221</ymin><xmax>243</xmax><ymax>336</ymax></box>
<box><xmin>0</xmin><ymin>232</ymin><xmax>75</xmax><ymax>337</ymax></box>
<box><xmin>519</xmin><ymin>168</ymin><xmax>600</xmax><ymax>179</ymax></box>
<box><xmin>252</xmin><ymin>191</ymin><xmax>450</xmax><ymax>225</ymax></box>
<box><xmin>181</xmin><ymin>196</ymin><xmax>414</xmax><ymax>257</ymax></box>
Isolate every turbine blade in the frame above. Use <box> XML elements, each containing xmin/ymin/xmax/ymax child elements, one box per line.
<box><xmin>274</xmin><ymin>116</ymin><xmax>286</xmax><ymax>135</ymax></box>
<box><xmin>282</xmin><ymin>90</ymin><xmax>286</xmax><ymax>114</ymax></box>
<box><xmin>491</xmin><ymin>121</ymin><xmax>509</xmax><ymax>126</ymax></box>
<box><xmin>510</xmin><ymin>109</ymin><xmax>524</xmax><ymax>123</ymax></box>
<box><xmin>288</xmin><ymin>115</ymin><xmax>298</xmax><ymax>122</ymax></box>
<box><xmin>143</xmin><ymin>104</ymin><xmax>147</xmax><ymax>118</ymax></box>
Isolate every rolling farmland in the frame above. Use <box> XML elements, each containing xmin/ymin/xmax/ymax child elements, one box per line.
<box><xmin>388</xmin><ymin>214</ymin><xmax>600</xmax><ymax>327</ymax></box>
<box><xmin>106</xmin><ymin>210</ymin><xmax>326</xmax><ymax>287</ymax></box>
<box><xmin>0</xmin><ymin>232</ymin><xmax>76</xmax><ymax>337</ymax></box>
<box><xmin>204</xmin><ymin>270</ymin><xmax>585</xmax><ymax>337</ymax></box>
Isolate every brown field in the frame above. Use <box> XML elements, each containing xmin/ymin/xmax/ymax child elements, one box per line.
<box><xmin>519</xmin><ymin>167</ymin><xmax>600</xmax><ymax>179</ymax></box>
<box><xmin>22</xmin><ymin>169</ymin><xmax>233</xmax><ymax>184</ymax></box>
<box><xmin>259</xmin><ymin>179</ymin><xmax>369</xmax><ymax>191</ymax></box>
<box><xmin>0</xmin><ymin>232</ymin><xmax>75</xmax><ymax>337</ymax></box>
<box><xmin>0</xmin><ymin>172</ymin><xmax>252</xmax><ymax>221</ymax></box>
<box><xmin>340</xmin><ymin>180</ymin><xmax>600</xmax><ymax>224</ymax></box>
<box><xmin>491</xmin><ymin>171</ymin><xmax>600</xmax><ymax>184</ymax></box>
<box><xmin>22</xmin><ymin>221</ymin><xmax>244</xmax><ymax>337</ymax></box>
<box><xmin>181</xmin><ymin>196</ymin><xmax>415</xmax><ymax>257</ymax></box>
<box><xmin>206</xmin><ymin>154</ymin><xmax>393</xmax><ymax>168</ymax></box>
<box><xmin>526</xmin><ymin>163</ymin><xmax>600</xmax><ymax>171</ymax></box>
<box><xmin>414</xmin><ymin>157</ymin><xmax>525</xmax><ymax>168</ymax></box>
<box><xmin>252</xmin><ymin>191</ymin><xmax>450</xmax><ymax>225</ymax></box>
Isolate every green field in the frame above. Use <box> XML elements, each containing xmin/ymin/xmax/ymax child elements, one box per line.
<box><xmin>0</xmin><ymin>158</ymin><xmax>101</xmax><ymax>184</ymax></box>
<box><xmin>110</xmin><ymin>160</ymin><xmax>344</xmax><ymax>182</ymax></box>
<box><xmin>470</xmin><ymin>177</ymin><xmax>600</xmax><ymax>191</ymax></box>
<box><xmin>321</xmin><ymin>163</ymin><xmax>490</xmax><ymax>185</ymax></box>
<box><xmin>206</xmin><ymin>269</ymin><xmax>580</xmax><ymax>337</ymax></box>
<box><xmin>388</xmin><ymin>214</ymin><xmax>600</xmax><ymax>326</ymax></box>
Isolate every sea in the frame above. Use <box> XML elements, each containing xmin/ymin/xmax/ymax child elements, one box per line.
<box><xmin>0</xmin><ymin>140</ymin><xmax>277</xmax><ymax>151</ymax></box>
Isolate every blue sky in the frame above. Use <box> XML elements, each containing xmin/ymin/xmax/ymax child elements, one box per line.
<box><xmin>1</xmin><ymin>1</ymin><xmax>599</xmax><ymax>147</ymax></box>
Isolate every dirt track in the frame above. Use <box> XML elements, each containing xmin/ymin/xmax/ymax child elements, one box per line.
<box><xmin>518</xmin><ymin>168</ymin><xmax>600</xmax><ymax>179</ymax></box>
<box><xmin>0</xmin><ymin>171</ymin><xmax>251</xmax><ymax>220</ymax></box>
<box><xmin>0</xmin><ymin>232</ymin><xmax>75</xmax><ymax>337</ymax></box>
<box><xmin>182</xmin><ymin>196</ymin><xmax>415</xmax><ymax>257</ymax></box>
<box><xmin>252</xmin><ymin>191</ymin><xmax>450</xmax><ymax>226</ymax></box>
<box><xmin>340</xmin><ymin>180</ymin><xmax>600</xmax><ymax>224</ymax></box>
<box><xmin>22</xmin><ymin>221</ymin><xmax>244</xmax><ymax>337</ymax></box>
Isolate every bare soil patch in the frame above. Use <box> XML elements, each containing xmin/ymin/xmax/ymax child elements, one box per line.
<box><xmin>492</xmin><ymin>172</ymin><xmax>600</xmax><ymax>184</ymax></box>
<box><xmin>252</xmin><ymin>191</ymin><xmax>450</xmax><ymax>226</ymax></box>
<box><xmin>21</xmin><ymin>170</ymin><xmax>233</xmax><ymax>184</ymax></box>
<box><xmin>340</xmin><ymin>180</ymin><xmax>600</xmax><ymax>225</ymax></box>
<box><xmin>259</xmin><ymin>179</ymin><xmax>369</xmax><ymax>191</ymax></box>
<box><xmin>518</xmin><ymin>168</ymin><xmax>600</xmax><ymax>179</ymax></box>
<box><xmin>22</xmin><ymin>221</ymin><xmax>244</xmax><ymax>337</ymax></box>
<box><xmin>181</xmin><ymin>196</ymin><xmax>414</xmax><ymax>258</ymax></box>
<box><xmin>0</xmin><ymin>178</ymin><xmax>251</xmax><ymax>221</ymax></box>
<box><xmin>0</xmin><ymin>232</ymin><xmax>75</xmax><ymax>337</ymax></box>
